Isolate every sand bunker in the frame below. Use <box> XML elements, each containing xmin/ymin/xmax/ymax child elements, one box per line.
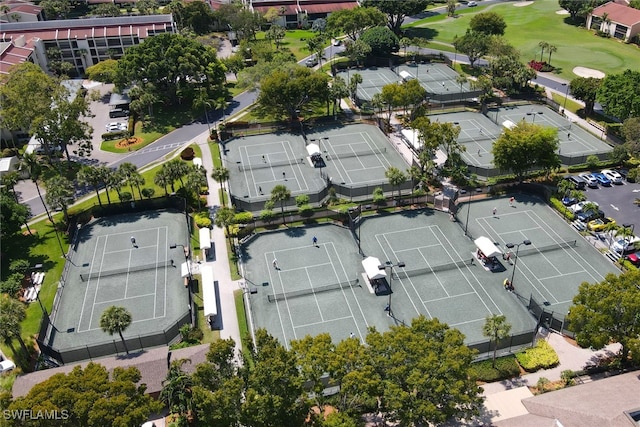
<box><xmin>573</xmin><ymin>67</ymin><xmax>606</xmax><ymax>78</ymax></box>
<box><xmin>556</xmin><ymin>9</ymin><xmax>570</xmax><ymax>15</ymax></box>
<box><xmin>514</xmin><ymin>1</ymin><xmax>534</xmax><ymax>7</ymax></box>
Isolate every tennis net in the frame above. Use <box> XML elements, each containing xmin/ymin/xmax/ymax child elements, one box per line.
<box><xmin>458</xmin><ymin>134</ymin><xmax>496</xmax><ymax>144</ymax></box>
<box><xmin>328</xmin><ymin>147</ymin><xmax>387</xmax><ymax>160</ymax></box>
<box><xmin>395</xmin><ymin>259</ymin><xmax>473</xmax><ymax>279</ymax></box>
<box><xmin>238</xmin><ymin>158</ymin><xmax>302</xmax><ymax>172</ymax></box>
<box><xmin>359</xmin><ymin>78</ymin><xmax>395</xmax><ymax>89</ymax></box>
<box><xmin>267</xmin><ymin>278</ymin><xmax>359</xmax><ymax>302</ymax></box>
<box><xmin>516</xmin><ymin>240</ymin><xmax>577</xmax><ymax>257</ymax></box>
<box><xmin>557</xmin><ymin>124</ymin><xmax>572</xmax><ymax>132</ymax></box>
<box><xmin>80</xmin><ymin>260</ymin><xmax>171</xmax><ymax>281</ymax></box>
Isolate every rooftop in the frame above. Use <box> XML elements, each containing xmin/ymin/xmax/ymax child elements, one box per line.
<box><xmin>591</xmin><ymin>2</ymin><xmax>640</xmax><ymax>26</ymax></box>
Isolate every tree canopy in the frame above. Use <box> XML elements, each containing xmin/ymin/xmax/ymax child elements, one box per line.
<box><xmin>596</xmin><ymin>69</ymin><xmax>640</xmax><ymax>121</ymax></box>
<box><xmin>362</xmin><ymin>0</ymin><xmax>430</xmax><ymax>34</ymax></box>
<box><xmin>359</xmin><ymin>25</ymin><xmax>399</xmax><ymax>56</ymax></box>
<box><xmin>492</xmin><ymin>121</ymin><xmax>559</xmax><ymax>181</ymax></box>
<box><xmin>256</xmin><ymin>66</ymin><xmax>329</xmax><ymax>121</ymax></box>
<box><xmin>115</xmin><ymin>33</ymin><xmax>227</xmax><ymax>107</ymax></box>
<box><xmin>8</xmin><ymin>363</ymin><xmax>163</xmax><ymax>427</ymax></box>
<box><xmin>570</xmin><ymin>77</ymin><xmax>601</xmax><ymax>116</ymax></box>
<box><xmin>326</xmin><ymin>6</ymin><xmax>386</xmax><ymax>41</ymax></box>
<box><xmin>469</xmin><ymin>11</ymin><xmax>507</xmax><ymax>35</ymax></box>
<box><xmin>567</xmin><ymin>270</ymin><xmax>640</xmax><ymax>365</ymax></box>
<box><xmin>0</xmin><ymin>190</ymin><xmax>30</xmax><ymax>238</ymax></box>
<box><xmin>453</xmin><ymin>31</ymin><xmax>490</xmax><ymax>67</ymax></box>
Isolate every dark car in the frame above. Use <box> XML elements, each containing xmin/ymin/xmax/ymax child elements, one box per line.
<box><xmin>564</xmin><ymin>175</ymin><xmax>586</xmax><ymax>190</ymax></box>
<box><xmin>591</xmin><ymin>172</ymin><xmax>612</xmax><ymax>187</ymax></box>
<box><xmin>109</xmin><ymin>108</ymin><xmax>129</xmax><ymax>118</ymax></box>
<box><xmin>576</xmin><ymin>209</ymin><xmax>604</xmax><ymax>222</ymax></box>
<box><xmin>616</xmin><ymin>168</ymin><xmax>629</xmax><ymax>179</ymax></box>
<box><xmin>561</xmin><ymin>195</ymin><xmax>577</xmax><ymax>206</ymax></box>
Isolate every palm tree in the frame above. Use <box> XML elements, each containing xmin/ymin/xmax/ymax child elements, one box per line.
<box><xmin>211</xmin><ymin>167</ymin><xmax>230</xmax><ymax>207</ymax></box>
<box><xmin>0</xmin><ymin>294</ymin><xmax>30</xmax><ymax>361</ymax></box>
<box><xmin>160</xmin><ymin>359</ymin><xmax>195</xmax><ymax>422</ymax></box>
<box><xmin>154</xmin><ymin>168</ymin><xmax>172</xmax><ymax>195</ymax></box>
<box><xmin>77</xmin><ymin>165</ymin><xmax>110</xmax><ymax>206</ymax></box>
<box><xmin>385</xmin><ymin>167</ymin><xmax>406</xmax><ymax>204</ymax></box>
<box><xmin>538</xmin><ymin>41</ymin><xmax>549</xmax><ymax>62</ymax></box>
<box><xmin>455</xmin><ymin>75</ymin><xmax>468</xmax><ymax>102</ymax></box>
<box><xmin>186</xmin><ymin>167</ymin><xmax>207</xmax><ymax>209</ymax></box>
<box><xmin>547</xmin><ymin>44</ymin><xmax>557</xmax><ymax>65</ymax></box>
<box><xmin>100</xmin><ymin>306</ymin><xmax>132</xmax><ymax>355</ymax></box>
<box><xmin>603</xmin><ymin>222</ymin><xmax>620</xmax><ymax>246</ymax></box>
<box><xmin>45</xmin><ymin>175</ymin><xmax>73</xmax><ymax>224</ymax></box>
<box><xmin>165</xmin><ymin>159</ymin><xmax>189</xmax><ymax>192</ymax></box>
<box><xmin>482</xmin><ymin>314</ymin><xmax>512</xmax><ymax>367</ymax></box>
<box><xmin>349</xmin><ymin>73</ymin><xmax>363</xmax><ymax>100</ymax></box>
<box><xmin>270</xmin><ymin>184</ymin><xmax>291</xmax><ymax>225</ymax></box>
<box><xmin>21</xmin><ymin>153</ymin><xmax>57</xmax><ymax>223</ymax></box>
<box><xmin>118</xmin><ymin>162</ymin><xmax>143</xmax><ymax>201</ymax></box>
<box><xmin>214</xmin><ymin>206</ymin><xmax>236</xmax><ymax>240</ymax></box>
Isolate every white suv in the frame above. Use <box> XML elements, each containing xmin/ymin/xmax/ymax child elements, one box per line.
<box><xmin>601</xmin><ymin>169</ymin><xmax>623</xmax><ymax>184</ymax></box>
<box><xmin>0</xmin><ymin>359</ymin><xmax>16</xmax><ymax>373</ymax></box>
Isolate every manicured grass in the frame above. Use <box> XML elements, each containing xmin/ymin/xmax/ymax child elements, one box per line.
<box><xmin>255</xmin><ymin>29</ymin><xmax>331</xmax><ymax>60</ymax></box>
<box><xmin>550</xmin><ymin>92</ymin><xmax>583</xmax><ymax>115</ymax></box>
<box><xmin>404</xmin><ymin>0</ymin><xmax>640</xmax><ymax>79</ymax></box>
<box><xmin>234</xmin><ymin>289</ymin><xmax>253</xmax><ymax>366</ymax></box>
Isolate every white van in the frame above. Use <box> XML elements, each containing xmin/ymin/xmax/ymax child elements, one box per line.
<box><xmin>610</xmin><ymin>236</ymin><xmax>640</xmax><ymax>254</ymax></box>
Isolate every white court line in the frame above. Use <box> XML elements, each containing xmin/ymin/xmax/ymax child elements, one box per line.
<box><xmin>305</xmin><ymin>267</ymin><xmax>325</xmax><ymax>323</ymax></box>
<box><xmin>265</xmin><ymin>250</ymin><xmax>293</xmax><ymax>344</ymax></box>
<box><xmin>423</xmin><ymin>291</ymin><xmax>476</xmax><ymax>304</ymax></box>
<box><xmin>106</xmin><ymin>244</ymin><xmax>157</xmax><ymax>255</ymax></box>
<box><xmin>124</xmin><ymin>243</ymin><xmax>133</xmax><ymax>298</ymax></box>
<box><xmin>451</xmin><ymin>317</ymin><xmax>486</xmax><ymax>327</ymax></box>
<box><xmin>537</xmin><ymin>270</ymin><xmax>587</xmax><ymax>281</ymax></box>
<box><xmin>97</xmin><ymin>292</ymin><xmax>158</xmax><ymax>306</ymax></box>
<box><xmin>77</xmin><ymin>234</ymin><xmax>102</xmax><ymax>333</ymax></box>
<box><xmin>295</xmin><ymin>315</ymin><xmax>354</xmax><ymax>329</ymax></box>
<box><xmin>326</xmin><ymin>241</ymin><xmax>369</xmax><ymax>339</ymax></box>
<box><xmin>280</xmin><ymin>262</ymin><xmax>332</xmax><ymax>272</ymax></box>
<box><xmin>285</xmin><ymin>139</ymin><xmax>310</xmax><ymax>192</ymax></box>
<box><xmin>79</xmin><ymin>316</ymin><xmax>165</xmax><ymax>333</ymax></box>
<box><xmin>88</xmin><ymin>234</ymin><xmax>110</xmax><ymax>331</ymax></box>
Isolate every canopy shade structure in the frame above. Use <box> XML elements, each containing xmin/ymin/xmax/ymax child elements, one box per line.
<box><xmin>401</xmin><ymin>128</ymin><xmax>422</xmax><ymax>151</ymax></box>
<box><xmin>362</xmin><ymin>256</ymin><xmax>387</xmax><ymax>280</ymax></box>
<box><xmin>474</xmin><ymin>236</ymin><xmax>502</xmax><ymax>258</ymax></box>
<box><xmin>199</xmin><ymin>228</ymin><xmax>211</xmax><ymax>250</ymax></box>
<box><xmin>306</xmin><ymin>144</ymin><xmax>321</xmax><ymax>156</ymax></box>
<box><xmin>399</xmin><ymin>70</ymin><xmax>415</xmax><ymax>81</ymax></box>
<box><xmin>502</xmin><ymin>119</ymin><xmax>516</xmax><ymax>130</ymax></box>
<box><xmin>200</xmin><ymin>265</ymin><xmax>217</xmax><ymax>321</ymax></box>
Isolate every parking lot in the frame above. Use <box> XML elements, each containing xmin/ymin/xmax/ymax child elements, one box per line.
<box><xmin>580</xmin><ymin>176</ymin><xmax>640</xmax><ymax>233</ymax></box>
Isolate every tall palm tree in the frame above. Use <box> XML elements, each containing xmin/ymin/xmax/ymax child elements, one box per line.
<box><xmin>349</xmin><ymin>73</ymin><xmax>363</xmax><ymax>100</ymax></box>
<box><xmin>214</xmin><ymin>206</ymin><xmax>236</xmax><ymax>240</ymax></box>
<box><xmin>455</xmin><ymin>74</ymin><xmax>468</xmax><ymax>102</ymax></box>
<box><xmin>154</xmin><ymin>167</ymin><xmax>172</xmax><ymax>195</ymax></box>
<box><xmin>270</xmin><ymin>184</ymin><xmax>291</xmax><ymax>225</ymax></box>
<box><xmin>160</xmin><ymin>359</ymin><xmax>195</xmax><ymax>423</ymax></box>
<box><xmin>547</xmin><ymin>44</ymin><xmax>557</xmax><ymax>65</ymax></box>
<box><xmin>118</xmin><ymin>162</ymin><xmax>142</xmax><ymax>201</ymax></box>
<box><xmin>538</xmin><ymin>41</ymin><xmax>549</xmax><ymax>62</ymax></box>
<box><xmin>45</xmin><ymin>175</ymin><xmax>73</xmax><ymax>224</ymax></box>
<box><xmin>100</xmin><ymin>306</ymin><xmax>132</xmax><ymax>355</ymax></box>
<box><xmin>482</xmin><ymin>314</ymin><xmax>512</xmax><ymax>367</ymax></box>
<box><xmin>165</xmin><ymin>159</ymin><xmax>189</xmax><ymax>192</ymax></box>
<box><xmin>77</xmin><ymin>165</ymin><xmax>110</xmax><ymax>206</ymax></box>
<box><xmin>186</xmin><ymin>166</ymin><xmax>207</xmax><ymax>209</ymax></box>
<box><xmin>19</xmin><ymin>152</ymin><xmax>54</xmax><ymax>219</ymax></box>
<box><xmin>0</xmin><ymin>294</ymin><xmax>30</xmax><ymax>361</ymax></box>
<box><xmin>211</xmin><ymin>167</ymin><xmax>230</xmax><ymax>207</ymax></box>
<box><xmin>385</xmin><ymin>167</ymin><xmax>406</xmax><ymax>204</ymax></box>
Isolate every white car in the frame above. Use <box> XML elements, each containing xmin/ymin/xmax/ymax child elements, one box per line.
<box><xmin>105</xmin><ymin>122</ymin><xmax>127</xmax><ymax>132</ymax></box>
<box><xmin>579</xmin><ymin>173</ymin><xmax>598</xmax><ymax>188</ymax></box>
<box><xmin>610</xmin><ymin>236</ymin><xmax>640</xmax><ymax>254</ymax></box>
<box><xmin>568</xmin><ymin>200</ymin><xmax>598</xmax><ymax>214</ymax></box>
<box><xmin>467</xmin><ymin>1</ymin><xmax>478</xmax><ymax>6</ymax></box>
<box><xmin>0</xmin><ymin>359</ymin><xmax>16</xmax><ymax>373</ymax></box>
<box><xmin>601</xmin><ymin>169</ymin><xmax>623</xmax><ymax>184</ymax></box>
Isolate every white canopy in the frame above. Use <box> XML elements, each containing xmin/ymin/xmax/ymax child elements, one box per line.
<box><xmin>399</xmin><ymin>70</ymin><xmax>415</xmax><ymax>81</ymax></box>
<box><xmin>401</xmin><ymin>128</ymin><xmax>422</xmax><ymax>151</ymax></box>
<box><xmin>306</xmin><ymin>143</ymin><xmax>321</xmax><ymax>156</ymax></box>
<box><xmin>199</xmin><ymin>228</ymin><xmax>211</xmax><ymax>250</ymax></box>
<box><xmin>362</xmin><ymin>256</ymin><xmax>387</xmax><ymax>280</ymax></box>
<box><xmin>474</xmin><ymin>236</ymin><xmax>502</xmax><ymax>258</ymax></box>
<box><xmin>200</xmin><ymin>265</ymin><xmax>217</xmax><ymax>321</ymax></box>
<box><xmin>502</xmin><ymin>119</ymin><xmax>516</xmax><ymax>130</ymax></box>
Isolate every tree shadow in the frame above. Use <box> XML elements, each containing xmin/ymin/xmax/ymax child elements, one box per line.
<box><xmin>403</xmin><ymin>27</ymin><xmax>439</xmax><ymax>41</ymax></box>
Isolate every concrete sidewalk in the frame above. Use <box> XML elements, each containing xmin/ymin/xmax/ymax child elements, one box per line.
<box><xmin>192</xmin><ymin>133</ymin><xmax>244</xmax><ymax>359</ymax></box>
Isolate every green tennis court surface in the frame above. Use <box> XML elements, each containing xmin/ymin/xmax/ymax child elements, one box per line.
<box><xmin>46</xmin><ymin>210</ymin><xmax>190</xmax><ymax>356</ymax></box>
<box><xmin>243</xmin><ymin>195</ymin><xmax>618</xmax><ymax>348</ymax></box>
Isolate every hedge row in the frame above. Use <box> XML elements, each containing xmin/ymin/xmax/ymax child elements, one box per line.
<box><xmin>471</xmin><ymin>356</ymin><xmax>520</xmax><ymax>382</ymax></box>
<box><xmin>515</xmin><ymin>340</ymin><xmax>560</xmax><ymax>372</ymax></box>
<box><xmin>549</xmin><ymin>197</ymin><xmax>575</xmax><ymax>221</ymax></box>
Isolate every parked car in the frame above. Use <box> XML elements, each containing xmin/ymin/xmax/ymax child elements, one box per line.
<box><xmin>0</xmin><ymin>359</ymin><xmax>15</xmax><ymax>373</ymax></box>
<box><xmin>467</xmin><ymin>1</ymin><xmax>478</xmax><ymax>6</ymax></box>
<box><xmin>610</xmin><ymin>236</ymin><xmax>640</xmax><ymax>254</ymax></box>
<box><xmin>587</xmin><ymin>217</ymin><xmax>615</xmax><ymax>232</ymax></box>
<box><xmin>332</xmin><ymin>39</ymin><xmax>342</xmax><ymax>46</ymax></box>
<box><xmin>576</xmin><ymin>209</ymin><xmax>604</xmax><ymax>223</ymax></box>
<box><xmin>105</xmin><ymin>122</ymin><xmax>127</xmax><ymax>132</ymax></box>
<box><xmin>569</xmin><ymin>200</ymin><xmax>598</xmax><ymax>214</ymax></box>
<box><xmin>561</xmin><ymin>195</ymin><xmax>578</xmax><ymax>206</ymax></box>
<box><xmin>591</xmin><ymin>172</ymin><xmax>612</xmax><ymax>187</ymax></box>
<box><xmin>579</xmin><ymin>173</ymin><xmax>598</xmax><ymax>188</ymax></box>
<box><xmin>616</xmin><ymin>168</ymin><xmax>629</xmax><ymax>180</ymax></box>
<box><xmin>601</xmin><ymin>169</ymin><xmax>622</xmax><ymax>184</ymax></box>
<box><xmin>626</xmin><ymin>251</ymin><xmax>640</xmax><ymax>266</ymax></box>
<box><xmin>305</xmin><ymin>57</ymin><xmax>318</xmax><ymax>67</ymax></box>
<box><xmin>564</xmin><ymin>175</ymin><xmax>586</xmax><ymax>190</ymax></box>
<box><xmin>109</xmin><ymin>109</ymin><xmax>129</xmax><ymax>118</ymax></box>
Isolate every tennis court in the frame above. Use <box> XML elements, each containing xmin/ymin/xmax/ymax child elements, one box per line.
<box><xmin>497</xmin><ymin>105</ymin><xmax>612</xmax><ymax>160</ymax></box>
<box><xmin>396</xmin><ymin>63</ymin><xmax>473</xmax><ymax>97</ymax></box>
<box><xmin>226</xmin><ymin>123</ymin><xmax>409</xmax><ymax>208</ymax></box>
<box><xmin>335</xmin><ymin>67</ymin><xmax>399</xmax><ymax>102</ymax></box>
<box><xmin>47</xmin><ymin>210</ymin><xmax>190</xmax><ymax>355</ymax></box>
<box><xmin>461</xmin><ymin>194</ymin><xmax>620</xmax><ymax>316</ymax></box>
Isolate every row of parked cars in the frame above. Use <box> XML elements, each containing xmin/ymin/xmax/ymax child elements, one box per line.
<box><xmin>566</xmin><ymin>169</ymin><xmax>627</xmax><ymax>189</ymax></box>
<box><xmin>561</xmin><ymin>172</ymin><xmax>639</xmax><ymax>264</ymax></box>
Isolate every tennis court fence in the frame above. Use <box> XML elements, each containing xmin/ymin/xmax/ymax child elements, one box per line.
<box><xmin>80</xmin><ymin>260</ymin><xmax>172</xmax><ymax>281</ymax></box>
<box><xmin>267</xmin><ymin>278</ymin><xmax>360</xmax><ymax>302</ymax></box>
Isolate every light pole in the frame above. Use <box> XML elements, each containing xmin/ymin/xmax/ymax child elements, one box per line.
<box><xmin>562</xmin><ymin>83</ymin><xmax>570</xmax><ymax>116</ymax></box>
<box><xmin>505</xmin><ymin>240</ymin><xmax>531</xmax><ymax>286</ymax></box>
<box><xmin>378</xmin><ymin>261</ymin><xmax>405</xmax><ymax>317</ymax></box>
<box><xmin>464</xmin><ymin>189</ymin><xmax>472</xmax><ymax>237</ymax></box>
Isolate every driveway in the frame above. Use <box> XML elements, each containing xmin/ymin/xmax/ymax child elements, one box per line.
<box><xmin>582</xmin><ymin>179</ymin><xmax>640</xmax><ymax>232</ymax></box>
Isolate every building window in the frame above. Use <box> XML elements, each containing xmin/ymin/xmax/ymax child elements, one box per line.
<box><xmin>613</xmin><ymin>24</ymin><xmax>627</xmax><ymax>39</ymax></box>
<box><xmin>590</xmin><ymin>17</ymin><xmax>601</xmax><ymax>30</ymax></box>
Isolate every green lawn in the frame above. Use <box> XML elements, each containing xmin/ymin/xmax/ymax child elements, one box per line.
<box><xmin>404</xmin><ymin>0</ymin><xmax>640</xmax><ymax>80</ymax></box>
<box><xmin>255</xmin><ymin>29</ymin><xmax>330</xmax><ymax>60</ymax></box>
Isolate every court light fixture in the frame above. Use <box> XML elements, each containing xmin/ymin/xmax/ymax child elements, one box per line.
<box><xmin>378</xmin><ymin>261</ymin><xmax>405</xmax><ymax>318</ymax></box>
<box><xmin>505</xmin><ymin>240</ymin><xmax>531</xmax><ymax>288</ymax></box>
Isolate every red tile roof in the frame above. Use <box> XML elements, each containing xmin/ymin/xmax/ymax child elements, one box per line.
<box><xmin>592</xmin><ymin>1</ymin><xmax>640</xmax><ymax>26</ymax></box>
<box><xmin>9</xmin><ymin>4</ymin><xmax>42</xmax><ymax>15</ymax></box>
<box><xmin>299</xmin><ymin>1</ymin><xmax>358</xmax><ymax>14</ymax></box>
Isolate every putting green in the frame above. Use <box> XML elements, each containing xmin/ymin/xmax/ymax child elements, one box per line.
<box><xmin>405</xmin><ymin>0</ymin><xmax>640</xmax><ymax>80</ymax></box>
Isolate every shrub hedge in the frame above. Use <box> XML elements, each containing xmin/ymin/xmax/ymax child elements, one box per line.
<box><xmin>549</xmin><ymin>197</ymin><xmax>575</xmax><ymax>221</ymax></box>
<box><xmin>471</xmin><ymin>355</ymin><xmax>520</xmax><ymax>382</ymax></box>
<box><xmin>516</xmin><ymin>340</ymin><xmax>559</xmax><ymax>372</ymax></box>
